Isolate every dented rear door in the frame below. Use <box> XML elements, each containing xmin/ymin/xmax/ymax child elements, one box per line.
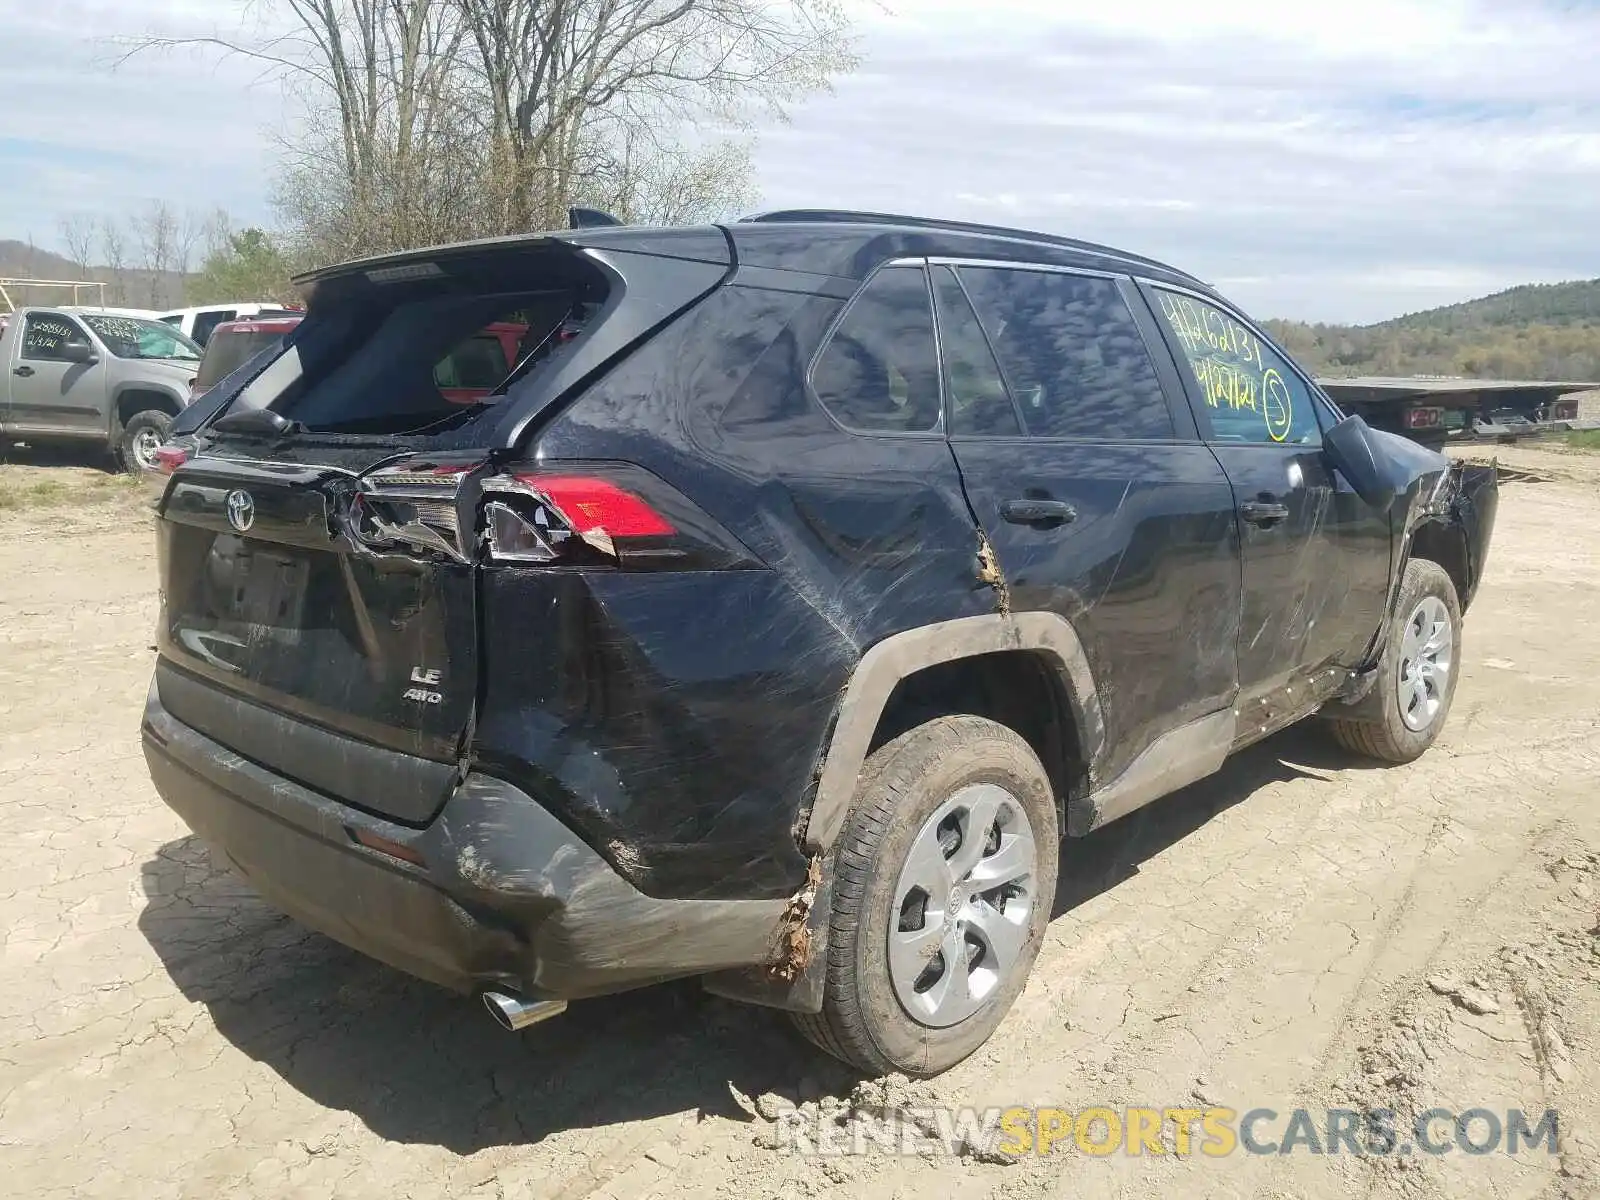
<box><xmin>940</xmin><ymin>263</ymin><xmax>1241</xmax><ymax>783</ymax></box>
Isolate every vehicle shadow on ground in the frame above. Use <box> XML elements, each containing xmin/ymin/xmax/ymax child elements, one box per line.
<box><xmin>1053</xmin><ymin>721</ymin><xmax>1372</xmax><ymax>916</ymax></box>
<box><xmin>136</xmin><ymin>723</ymin><xmax>1371</xmax><ymax>1153</ymax></box>
<box><xmin>0</xmin><ymin>440</ymin><xmax>115</xmax><ymax>471</ymax></box>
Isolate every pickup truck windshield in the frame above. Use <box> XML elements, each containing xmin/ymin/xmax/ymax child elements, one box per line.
<box><xmin>81</xmin><ymin>315</ymin><xmax>203</xmax><ymax>362</ymax></box>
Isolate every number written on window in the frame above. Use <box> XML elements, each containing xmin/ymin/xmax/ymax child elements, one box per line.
<box><xmin>21</xmin><ymin>315</ymin><xmax>84</xmax><ymax>361</ymax></box>
<box><xmin>1153</xmin><ymin>289</ymin><xmax>1320</xmax><ymax>445</ymax></box>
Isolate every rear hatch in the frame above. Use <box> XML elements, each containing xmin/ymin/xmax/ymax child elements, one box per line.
<box><xmin>153</xmin><ymin>231</ymin><xmax>731</xmax><ymax>824</ymax></box>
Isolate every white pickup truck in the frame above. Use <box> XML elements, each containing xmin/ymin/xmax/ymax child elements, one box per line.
<box><xmin>0</xmin><ymin>306</ymin><xmax>202</xmax><ymax>470</ymax></box>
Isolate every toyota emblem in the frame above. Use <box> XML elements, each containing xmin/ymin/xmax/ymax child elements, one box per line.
<box><xmin>225</xmin><ymin>489</ymin><xmax>256</xmax><ymax>533</ymax></box>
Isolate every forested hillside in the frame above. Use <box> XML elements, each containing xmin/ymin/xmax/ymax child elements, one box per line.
<box><xmin>1265</xmin><ymin>279</ymin><xmax>1600</xmax><ymax>380</ymax></box>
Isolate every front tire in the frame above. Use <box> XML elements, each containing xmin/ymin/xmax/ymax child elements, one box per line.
<box><xmin>791</xmin><ymin>715</ymin><xmax>1059</xmax><ymax>1077</ymax></box>
<box><xmin>116</xmin><ymin>410</ymin><xmax>172</xmax><ymax>474</ymax></box>
<box><xmin>1326</xmin><ymin>558</ymin><xmax>1462</xmax><ymax>763</ymax></box>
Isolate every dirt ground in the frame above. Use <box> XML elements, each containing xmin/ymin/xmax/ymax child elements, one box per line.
<box><xmin>2</xmin><ymin>443</ymin><xmax>1598</xmax><ymax>1199</ymax></box>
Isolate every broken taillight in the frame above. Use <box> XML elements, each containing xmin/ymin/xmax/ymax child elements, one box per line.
<box><xmin>480</xmin><ymin>464</ymin><xmax>755</xmax><ymax>570</ymax></box>
<box><xmin>153</xmin><ymin>444</ymin><xmax>191</xmax><ymax>474</ymax></box>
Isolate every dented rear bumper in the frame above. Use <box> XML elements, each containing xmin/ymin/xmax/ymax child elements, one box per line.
<box><xmin>141</xmin><ymin>682</ymin><xmax>787</xmax><ymax>999</ymax></box>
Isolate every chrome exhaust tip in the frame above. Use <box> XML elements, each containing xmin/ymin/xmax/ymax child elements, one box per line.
<box><xmin>482</xmin><ymin>990</ymin><xmax>568</xmax><ymax>1032</ymax></box>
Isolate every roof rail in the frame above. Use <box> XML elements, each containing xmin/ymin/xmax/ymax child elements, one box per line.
<box><xmin>738</xmin><ymin>209</ymin><xmax>1196</xmax><ymax>281</ymax></box>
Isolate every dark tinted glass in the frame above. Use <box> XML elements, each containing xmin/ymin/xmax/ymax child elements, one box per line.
<box><xmin>959</xmin><ymin>268</ymin><xmax>1174</xmax><ymax>440</ymax></box>
<box><xmin>932</xmin><ymin>266</ymin><xmax>1020</xmax><ymax>436</ymax></box>
<box><xmin>191</xmin><ymin>310</ymin><xmax>236</xmax><ymax>346</ymax></box>
<box><xmin>811</xmin><ymin>266</ymin><xmax>941</xmax><ymax>433</ymax></box>
<box><xmin>1151</xmin><ymin>288</ymin><xmax>1321</xmax><ymax>445</ymax></box>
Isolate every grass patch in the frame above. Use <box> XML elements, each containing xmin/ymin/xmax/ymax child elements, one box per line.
<box><xmin>1566</xmin><ymin>429</ymin><xmax>1600</xmax><ymax>452</ymax></box>
<box><xmin>0</xmin><ymin>467</ymin><xmax>145</xmax><ymax>511</ymax></box>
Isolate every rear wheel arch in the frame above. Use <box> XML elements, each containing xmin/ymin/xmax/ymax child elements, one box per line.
<box><xmin>801</xmin><ymin>613</ymin><xmax>1104</xmax><ymax>854</ymax></box>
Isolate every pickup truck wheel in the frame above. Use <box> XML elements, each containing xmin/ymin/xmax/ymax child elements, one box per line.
<box><xmin>791</xmin><ymin>715</ymin><xmax>1058</xmax><ymax>1077</ymax></box>
<box><xmin>116</xmin><ymin>411</ymin><xmax>172</xmax><ymax>473</ymax></box>
<box><xmin>1326</xmin><ymin>558</ymin><xmax>1462</xmax><ymax>763</ymax></box>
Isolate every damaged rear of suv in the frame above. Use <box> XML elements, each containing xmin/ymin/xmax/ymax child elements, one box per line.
<box><xmin>142</xmin><ymin>211</ymin><xmax>1497</xmax><ymax>1076</ymax></box>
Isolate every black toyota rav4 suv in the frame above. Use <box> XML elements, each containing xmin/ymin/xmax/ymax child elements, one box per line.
<box><xmin>142</xmin><ymin>210</ymin><xmax>1497</xmax><ymax>1077</ymax></box>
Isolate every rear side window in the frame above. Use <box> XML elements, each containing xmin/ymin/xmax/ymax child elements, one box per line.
<box><xmin>1151</xmin><ymin>288</ymin><xmax>1321</xmax><ymax>445</ymax></box>
<box><xmin>811</xmin><ymin>266</ymin><xmax>941</xmax><ymax>433</ymax></box>
<box><xmin>932</xmin><ymin>267</ymin><xmax>1021</xmax><ymax>436</ymax></box>
<box><xmin>191</xmin><ymin>310</ymin><xmax>236</xmax><ymax>346</ymax></box>
<box><xmin>959</xmin><ymin>268</ymin><xmax>1174</xmax><ymax>440</ymax></box>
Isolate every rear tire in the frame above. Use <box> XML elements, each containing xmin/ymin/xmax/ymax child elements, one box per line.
<box><xmin>791</xmin><ymin>715</ymin><xmax>1058</xmax><ymax>1077</ymax></box>
<box><xmin>1325</xmin><ymin>558</ymin><xmax>1462</xmax><ymax>763</ymax></box>
<box><xmin>116</xmin><ymin>410</ymin><xmax>172</xmax><ymax>474</ymax></box>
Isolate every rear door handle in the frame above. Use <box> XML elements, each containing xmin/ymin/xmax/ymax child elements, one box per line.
<box><xmin>13</xmin><ymin>365</ymin><xmax>34</xmax><ymax>378</ymax></box>
<box><xmin>1239</xmin><ymin>499</ymin><xmax>1290</xmax><ymax>527</ymax></box>
<box><xmin>1000</xmin><ymin>498</ymin><xmax>1077</xmax><ymax>527</ymax></box>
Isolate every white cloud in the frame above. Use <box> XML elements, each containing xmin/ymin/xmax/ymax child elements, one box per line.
<box><xmin>757</xmin><ymin>0</ymin><xmax>1600</xmax><ymax>321</ymax></box>
<box><xmin>2</xmin><ymin>0</ymin><xmax>1598</xmax><ymax>321</ymax></box>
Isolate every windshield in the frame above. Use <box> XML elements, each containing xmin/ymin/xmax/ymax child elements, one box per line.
<box><xmin>81</xmin><ymin>314</ymin><xmax>203</xmax><ymax>361</ymax></box>
<box><xmin>195</xmin><ymin>328</ymin><xmax>291</xmax><ymax>390</ymax></box>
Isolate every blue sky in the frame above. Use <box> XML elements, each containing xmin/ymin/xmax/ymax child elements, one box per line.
<box><xmin>3</xmin><ymin>0</ymin><xmax>1598</xmax><ymax>323</ymax></box>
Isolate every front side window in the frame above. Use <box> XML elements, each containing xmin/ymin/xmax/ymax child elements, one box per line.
<box><xmin>20</xmin><ymin>313</ymin><xmax>89</xmax><ymax>362</ymax></box>
<box><xmin>811</xmin><ymin>266</ymin><xmax>941</xmax><ymax>433</ymax></box>
<box><xmin>959</xmin><ymin>267</ymin><xmax>1174</xmax><ymax>440</ymax></box>
<box><xmin>1152</xmin><ymin>288</ymin><xmax>1321</xmax><ymax>445</ymax></box>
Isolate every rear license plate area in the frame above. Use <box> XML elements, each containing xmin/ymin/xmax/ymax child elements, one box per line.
<box><xmin>230</xmin><ymin>546</ymin><xmax>311</xmax><ymax>633</ymax></box>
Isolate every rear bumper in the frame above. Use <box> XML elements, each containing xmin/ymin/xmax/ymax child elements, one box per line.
<box><xmin>141</xmin><ymin>682</ymin><xmax>787</xmax><ymax>998</ymax></box>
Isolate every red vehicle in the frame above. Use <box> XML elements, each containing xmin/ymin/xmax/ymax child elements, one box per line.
<box><xmin>432</xmin><ymin>321</ymin><xmax>528</xmax><ymax>404</ymax></box>
<box><xmin>190</xmin><ymin>315</ymin><xmax>305</xmax><ymax>401</ymax></box>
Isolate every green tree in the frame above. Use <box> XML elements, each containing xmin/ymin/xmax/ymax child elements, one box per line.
<box><xmin>189</xmin><ymin>228</ymin><xmax>298</xmax><ymax>305</ymax></box>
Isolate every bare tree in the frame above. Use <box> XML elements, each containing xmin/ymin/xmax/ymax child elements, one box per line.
<box><xmin>453</xmin><ymin>0</ymin><xmax>853</xmax><ymax>229</ymax></box>
<box><xmin>119</xmin><ymin>0</ymin><xmax>856</xmax><ymax>259</ymax></box>
<box><xmin>99</xmin><ymin>218</ymin><xmax>129</xmax><ymax>305</ymax></box>
<box><xmin>132</xmin><ymin>201</ymin><xmax>180</xmax><ymax>306</ymax></box>
<box><xmin>59</xmin><ymin>215</ymin><xmax>97</xmax><ymax>273</ymax></box>
<box><xmin>173</xmin><ymin>209</ymin><xmax>208</xmax><ymax>297</ymax></box>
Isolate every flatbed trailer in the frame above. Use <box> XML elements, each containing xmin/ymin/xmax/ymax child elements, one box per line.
<box><xmin>1317</xmin><ymin>377</ymin><xmax>1600</xmax><ymax>447</ymax></box>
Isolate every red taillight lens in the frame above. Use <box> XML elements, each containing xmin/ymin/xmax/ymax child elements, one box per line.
<box><xmin>481</xmin><ymin>464</ymin><xmax>754</xmax><ymax>570</ymax></box>
<box><xmin>512</xmin><ymin>474</ymin><xmax>675</xmax><ymax>538</ymax></box>
<box><xmin>154</xmin><ymin>444</ymin><xmax>190</xmax><ymax>474</ymax></box>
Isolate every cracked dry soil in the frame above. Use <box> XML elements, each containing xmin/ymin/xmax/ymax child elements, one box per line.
<box><xmin>2</xmin><ymin>445</ymin><xmax>1599</xmax><ymax>1199</ymax></box>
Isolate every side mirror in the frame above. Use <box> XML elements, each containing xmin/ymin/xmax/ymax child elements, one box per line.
<box><xmin>1323</xmin><ymin>415</ymin><xmax>1397</xmax><ymax>512</ymax></box>
<box><xmin>61</xmin><ymin>341</ymin><xmax>98</xmax><ymax>365</ymax></box>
